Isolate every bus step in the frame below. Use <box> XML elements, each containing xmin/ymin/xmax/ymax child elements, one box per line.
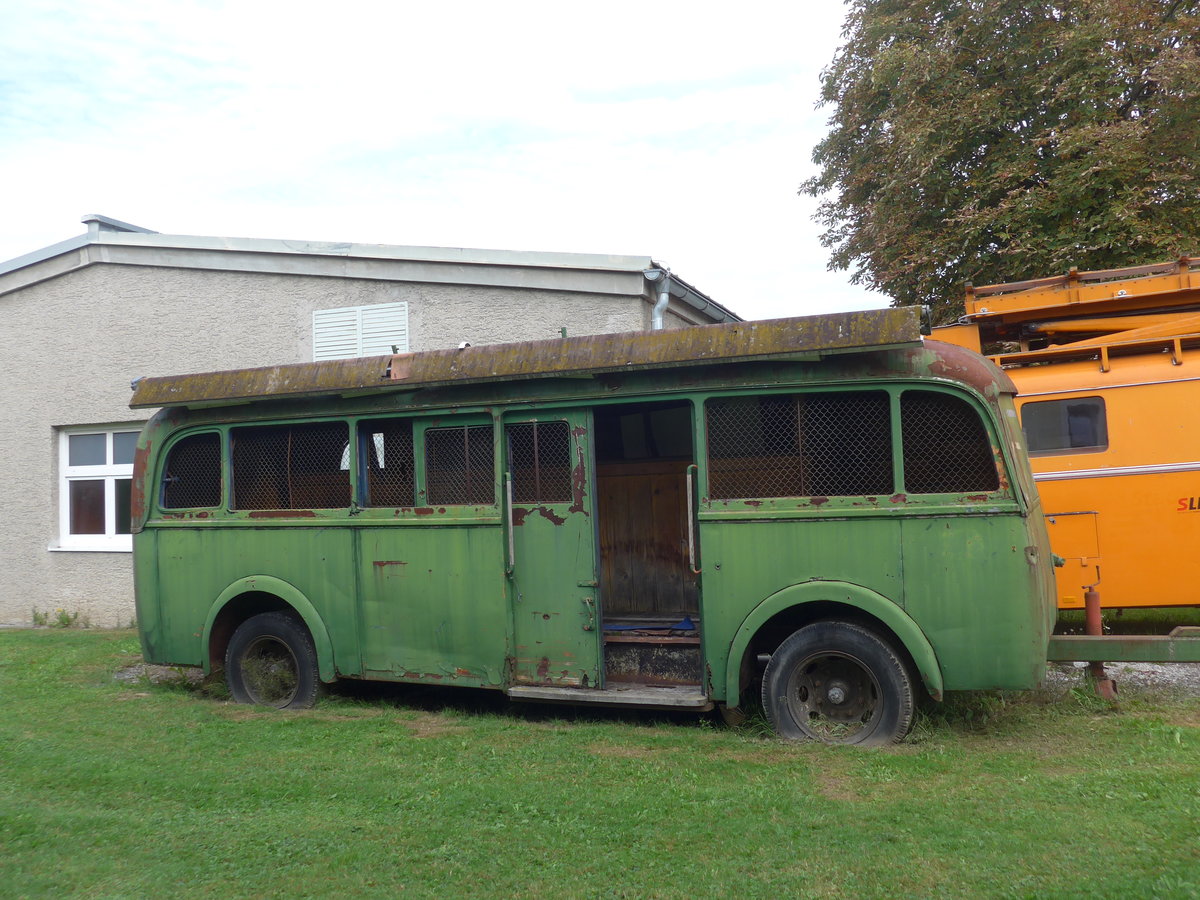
<box><xmin>507</xmin><ymin>683</ymin><xmax>712</xmax><ymax>710</ymax></box>
<box><xmin>604</xmin><ymin>640</ymin><xmax>702</xmax><ymax>687</ymax></box>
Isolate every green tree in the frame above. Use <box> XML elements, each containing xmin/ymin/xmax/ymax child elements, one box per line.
<box><xmin>803</xmin><ymin>0</ymin><xmax>1200</xmax><ymax>322</ymax></box>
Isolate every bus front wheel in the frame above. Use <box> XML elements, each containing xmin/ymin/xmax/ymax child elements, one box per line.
<box><xmin>225</xmin><ymin>612</ymin><xmax>321</xmax><ymax>709</ymax></box>
<box><xmin>762</xmin><ymin>621</ymin><xmax>914</xmax><ymax>746</ymax></box>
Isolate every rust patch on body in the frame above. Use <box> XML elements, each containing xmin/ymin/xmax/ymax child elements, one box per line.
<box><xmin>512</xmin><ymin>506</ymin><xmax>567</xmax><ymax>526</ymax></box>
<box><xmin>130</xmin><ymin>440</ymin><xmax>151</xmax><ymax>532</ymax></box>
<box><xmin>388</xmin><ymin>353</ymin><xmax>413</xmax><ymax>381</ymax></box>
<box><xmin>413</xmin><ymin>507</ymin><xmax>436</xmax><ymax>516</ymax></box>
<box><xmin>890</xmin><ymin>493</ymin><xmax>908</xmax><ymax>504</ymax></box>
<box><xmin>809</xmin><ymin>496</ymin><xmax>829</xmax><ymax>507</ymax></box>
<box><xmin>919</xmin><ymin>340</ymin><xmax>1017</xmax><ymax>398</ymax></box>
<box><xmin>569</xmin><ymin>449</ymin><xmax>589</xmax><ymax>515</ymax></box>
<box><xmin>996</xmin><ymin>466</ymin><xmax>1011</xmax><ymax>492</ymax></box>
<box><xmin>372</xmin><ymin>560</ymin><xmax>408</xmax><ymax>568</ymax></box>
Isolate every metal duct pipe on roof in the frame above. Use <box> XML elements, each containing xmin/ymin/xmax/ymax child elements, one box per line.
<box><xmin>644</xmin><ymin>265</ymin><xmax>739</xmax><ymax>327</ymax></box>
<box><xmin>645</xmin><ymin>267</ymin><xmax>672</xmax><ymax>330</ymax></box>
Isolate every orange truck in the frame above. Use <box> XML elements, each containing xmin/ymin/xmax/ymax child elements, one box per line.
<box><xmin>935</xmin><ymin>256</ymin><xmax>1200</xmax><ymax>611</ymax></box>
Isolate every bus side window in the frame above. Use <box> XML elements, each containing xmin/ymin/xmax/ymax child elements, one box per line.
<box><xmin>231</xmin><ymin>422</ymin><xmax>351</xmax><ymax>510</ymax></box>
<box><xmin>506</xmin><ymin>421</ymin><xmax>572</xmax><ymax>503</ymax></box>
<box><xmin>705</xmin><ymin>391</ymin><xmax>892</xmax><ymax>499</ymax></box>
<box><xmin>901</xmin><ymin>391</ymin><xmax>1000</xmax><ymax>493</ymax></box>
<box><xmin>424</xmin><ymin>424</ymin><xmax>495</xmax><ymax>505</ymax></box>
<box><xmin>360</xmin><ymin>418</ymin><xmax>415</xmax><ymax>507</ymax></box>
<box><xmin>161</xmin><ymin>433</ymin><xmax>222</xmax><ymax>509</ymax></box>
<box><xmin>1020</xmin><ymin>396</ymin><xmax>1108</xmax><ymax>455</ymax></box>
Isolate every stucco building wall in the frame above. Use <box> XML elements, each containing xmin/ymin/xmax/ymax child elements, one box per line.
<box><xmin>0</xmin><ymin>256</ymin><xmax>720</xmax><ymax>627</ymax></box>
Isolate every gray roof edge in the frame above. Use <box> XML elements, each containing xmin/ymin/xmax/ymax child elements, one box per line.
<box><xmin>0</xmin><ymin>221</ymin><xmax>655</xmax><ymax>281</ymax></box>
<box><xmin>95</xmin><ymin>228</ymin><xmax>656</xmax><ymax>273</ymax></box>
<box><xmin>81</xmin><ymin>214</ymin><xmax>157</xmax><ymax>234</ymax></box>
<box><xmin>0</xmin><ymin>234</ymin><xmax>90</xmax><ymax>281</ymax></box>
<box><xmin>0</xmin><ymin>218</ymin><xmax>741</xmax><ymax>323</ymax></box>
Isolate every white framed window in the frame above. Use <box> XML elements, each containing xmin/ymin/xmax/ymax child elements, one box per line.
<box><xmin>313</xmin><ymin>301</ymin><xmax>409</xmax><ymax>361</ymax></box>
<box><xmin>55</xmin><ymin>426</ymin><xmax>142</xmax><ymax>552</ymax></box>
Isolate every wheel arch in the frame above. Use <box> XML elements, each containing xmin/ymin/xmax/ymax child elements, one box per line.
<box><xmin>723</xmin><ymin>581</ymin><xmax>943</xmax><ymax>706</ymax></box>
<box><xmin>202</xmin><ymin>575</ymin><xmax>336</xmax><ymax>682</ymax></box>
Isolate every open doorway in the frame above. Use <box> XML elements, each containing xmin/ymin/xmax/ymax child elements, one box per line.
<box><xmin>593</xmin><ymin>400</ymin><xmax>701</xmax><ymax>687</ymax></box>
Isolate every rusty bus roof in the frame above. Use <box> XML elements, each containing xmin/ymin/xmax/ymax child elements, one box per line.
<box><xmin>130</xmin><ymin>308</ymin><xmax>924</xmax><ymax>410</ymax></box>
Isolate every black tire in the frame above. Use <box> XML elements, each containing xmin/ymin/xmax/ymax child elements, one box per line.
<box><xmin>761</xmin><ymin>621</ymin><xmax>915</xmax><ymax>746</ymax></box>
<box><xmin>225</xmin><ymin>612</ymin><xmax>321</xmax><ymax>709</ymax></box>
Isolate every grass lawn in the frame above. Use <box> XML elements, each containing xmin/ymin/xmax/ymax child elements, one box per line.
<box><xmin>2</xmin><ymin>628</ymin><xmax>1198</xmax><ymax>899</ymax></box>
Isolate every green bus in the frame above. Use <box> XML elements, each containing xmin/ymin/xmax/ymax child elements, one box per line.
<box><xmin>130</xmin><ymin>308</ymin><xmax>1056</xmax><ymax>745</ymax></box>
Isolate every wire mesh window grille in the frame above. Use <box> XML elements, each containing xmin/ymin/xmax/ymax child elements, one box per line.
<box><xmin>161</xmin><ymin>433</ymin><xmax>222</xmax><ymax>508</ymax></box>
<box><xmin>506</xmin><ymin>421</ymin><xmax>572</xmax><ymax>503</ymax></box>
<box><xmin>231</xmin><ymin>422</ymin><xmax>351</xmax><ymax>510</ymax></box>
<box><xmin>425</xmin><ymin>425</ymin><xmax>495</xmax><ymax>505</ymax></box>
<box><xmin>901</xmin><ymin>391</ymin><xmax>999</xmax><ymax>493</ymax></box>
<box><xmin>360</xmin><ymin>419</ymin><xmax>416</xmax><ymax>507</ymax></box>
<box><xmin>706</xmin><ymin>392</ymin><xmax>892</xmax><ymax>499</ymax></box>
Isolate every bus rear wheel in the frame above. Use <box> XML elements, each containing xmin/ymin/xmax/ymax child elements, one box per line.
<box><xmin>762</xmin><ymin>621</ymin><xmax>914</xmax><ymax>746</ymax></box>
<box><xmin>225</xmin><ymin>612</ymin><xmax>321</xmax><ymax>709</ymax></box>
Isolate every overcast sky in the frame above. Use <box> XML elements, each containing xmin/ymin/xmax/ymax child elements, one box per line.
<box><xmin>0</xmin><ymin>0</ymin><xmax>888</xmax><ymax>321</ymax></box>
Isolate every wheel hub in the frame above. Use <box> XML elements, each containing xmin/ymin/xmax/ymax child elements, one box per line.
<box><xmin>242</xmin><ymin>636</ymin><xmax>300</xmax><ymax>707</ymax></box>
<box><xmin>785</xmin><ymin>651</ymin><xmax>881</xmax><ymax>740</ymax></box>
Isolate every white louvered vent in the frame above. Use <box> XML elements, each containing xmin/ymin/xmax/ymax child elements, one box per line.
<box><xmin>313</xmin><ymin>302</ymin><xmax>409</xmax><ymax>360</ymax></box>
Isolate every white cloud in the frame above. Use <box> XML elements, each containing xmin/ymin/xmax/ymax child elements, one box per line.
<box><xmin>0</xmin><ymin>0</ymin><xmax>886</xmax><ymax>319</ymax></box>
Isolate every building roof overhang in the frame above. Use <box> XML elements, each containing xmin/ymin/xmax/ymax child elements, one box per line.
<box><xmin>0</xmin><ymin>214</ymin><xmax>739</xmax><ymax>323</ymax></box>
